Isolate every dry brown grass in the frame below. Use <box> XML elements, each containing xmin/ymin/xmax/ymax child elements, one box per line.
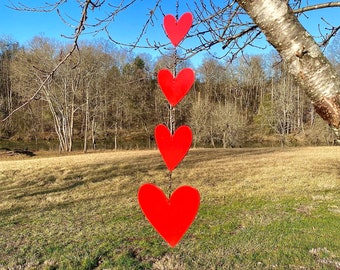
<box><xmin>0</xmin><ymin>147</ymin><xmax>340</xmax><ymax>269</ymax></box>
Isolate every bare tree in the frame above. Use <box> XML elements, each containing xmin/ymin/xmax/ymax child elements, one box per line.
<box><xmin>263</xmin><ymin>65</ymin><xmax>303</xmax><ymax>146</ymax></box>
<box><xmin>1</xmin><ymin>0</ymin><xmax>97</xmax><ymax>125</ymax></box>
<box><xmin>3</xmin><ymin>0</ymin><xmax>340</xmax><ymax>142</ymax></box>
<box><xmin>190</xmin><ymin>57</ymin><xmax>248</xmax><ymax>147</ymax></box>
<box><xmin>10</xmin><ymin>37</ymin><xmax>77</xmax><ymax>152</ymax></box>
<box><xmin>0</xmin><ymin>39</ymin><xmax>20</xmax><ymax>136</ymax></box>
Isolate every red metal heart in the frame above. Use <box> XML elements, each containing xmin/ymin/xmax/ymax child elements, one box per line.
<box><xmin>164</xmin><ymin>12</ymin><xmax>193</xmax><ymax>47</ymax></box>
<box><xmin>155</xmin><ymin>124</ymin><xmax>192</xmax><ymax>172</ymax></box>
<box><xmin>138</xmin><ymin>183</ymin><xmax>200</xmax><ymax>247</ymax></box>
<box><xmin>158</xmin><ymin>68</ymin><xmax>195</xmax><ymax>107</ymax></box>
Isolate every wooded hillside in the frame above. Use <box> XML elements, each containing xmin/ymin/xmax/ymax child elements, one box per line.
<box><xmin>1</xmin><ymin>36</ymin><xmax>339</xmax><ymax>151</ymax></box>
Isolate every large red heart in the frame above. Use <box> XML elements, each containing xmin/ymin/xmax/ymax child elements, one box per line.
<box><xmin>155</xmin><ymin>124</ymin><xmax>192</xmax><ymax>172</ymax></box>
<box><xmin>158</xmin><ymin>68</ymin><xmax>195</xmax><ymax>107</ymax></box>
<box><xmin>138</xmin><ymin>183</ymin><xmax>200</xmax><ymax>247</ymax></box>
<box><xmin>164</xmin><ymin>12</ymin><xmax>193</xmax><ymax>47</ymax></box>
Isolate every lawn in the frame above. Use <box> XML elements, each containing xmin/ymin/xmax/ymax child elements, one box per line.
<box><xmin>0</xmin><ymin>147</ymin><xmax>339</xmax><ymax>269</ymax></box>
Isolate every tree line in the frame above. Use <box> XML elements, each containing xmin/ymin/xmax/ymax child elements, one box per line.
<box><xmin>0</xmin><ymin>36</ymin><xmax>339</xmax><ymax>151</ymax></box>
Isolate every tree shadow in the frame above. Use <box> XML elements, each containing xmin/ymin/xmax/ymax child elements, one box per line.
<box><xmin>9</xmin><ymin>152</ymin><xmax>163</xmax><ymax>201</ymax></box>
<box><xmin>14</xmin><ymin>181</ymin><xmax>85</xmax><ymax>199</ymax></box>
<box><xmin>4</xmin><ymin>148</ymin><xmax>284</xmax><ymax>213</ymax></box>
<box><xmin>184</xmin><ymin>148</ymin><xmax>278</xmax><ymax>167</ymax></box>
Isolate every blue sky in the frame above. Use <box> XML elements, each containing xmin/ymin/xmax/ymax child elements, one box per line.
<box><xmin>0</xmin><ymin>0</ymin><xmax>339</xmax><ymax>66</ymax></box>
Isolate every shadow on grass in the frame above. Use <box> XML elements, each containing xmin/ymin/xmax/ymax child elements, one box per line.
<box><xmin>14</xmin><ymin>181</ymin><xmax>85</xmax><ymax>199</ymax></box>
<box><xmin>185</xmin><ymin>148</ymin><xmax>278</xmax><ymax>166</ymax></box>
<box><xmin>10</xmin><ymin>152</ymin><xmax>163</xmax><ymax>201</ymax></box>
<box><xmin>6</xmin><ymin>148</ymin><xmax>281</xmax><ymax>201</ymax></box>
<box><xmin>3</xmin><ymin>148</ymin><xmax>286</xmax><ymax>214</ymax></box>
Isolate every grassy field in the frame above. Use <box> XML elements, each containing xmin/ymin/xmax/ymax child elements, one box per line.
<box><xmin>0</xmin><ymin>147</ymin><xmax>339</xmax><ymax>269</ymax></box>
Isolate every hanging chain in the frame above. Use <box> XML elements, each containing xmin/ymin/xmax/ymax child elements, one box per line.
<box><xmin>168</xmin><ymin>0</ymin><xmax>180</xmax><ymax>197</ymax></box>
<box><xmin>169</xmin><ymin>0</ymin><xmax>180</xmax><ymax>135</ymax></box>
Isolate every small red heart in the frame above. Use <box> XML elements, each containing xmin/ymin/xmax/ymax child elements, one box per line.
<box><xmin>164</xmin><ymin>12</ymin><xmax>193</xmax><ymax>47</ymax></box>
<box><xmin>158</xmin><ymin>68</ymin><xmax>195</xmax><ymax>107</ymax></box>
<box><xmin>138</xmin><ymin>183</ymin><xmax>200</xmax><ymax>247</ymax></box>
<box><xmin>155</xmin><ymin>124</ymin><xmax>192</xmax><ymax>172</ymax></box>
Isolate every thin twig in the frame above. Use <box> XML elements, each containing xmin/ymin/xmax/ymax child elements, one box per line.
<box><xmin>294</xmin><ymin>2</ymin><xmax>340</xmax><ymax>14</ymax></box>
<box><xmin>6</xmin><ymin>0</ymin><xmax>67</xmax><ymax>12</ymax></box>
<box><xmin>1</xmin><ymin>0</ymin><xmax>92</xmax><ymax>123</ymax></box>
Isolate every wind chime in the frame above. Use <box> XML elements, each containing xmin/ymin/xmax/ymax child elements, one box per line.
<box><xmin>138</xmin><ymin>2</ymin><xmax>200</xmax><ymax>248</ymax></box>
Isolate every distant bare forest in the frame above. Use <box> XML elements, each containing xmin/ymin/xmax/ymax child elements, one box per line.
<box><xmin>1</xmin><ymin>36</ymin><xmax>340</xmax><ymax>151</ymax></box>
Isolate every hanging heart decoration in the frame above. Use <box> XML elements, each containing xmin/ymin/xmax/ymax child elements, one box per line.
<box><xmin>138</xmin><ymin>183</ymin><xmax>200</xmax><ymax>247</ymax></box>
<box><xmin>138</xmin><ymin>11</ymin><xmax>199</xmax><ymax>248</ymax></box>
<box><xmin>155</xmin><ymin>124</ymin><xmax>192</xmax><ymax>172</ymax></box>
<box><xmin>164</xmin><ymin>12</ymin><xmax>193</xmax><ymax>47</ymax></box>
<box><xmin>158</xmin><ymin>68</ymin><xmax>195</xmax><ymax>107</ymax></box>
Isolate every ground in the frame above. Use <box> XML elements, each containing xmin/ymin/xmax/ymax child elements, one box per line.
<box><xmin>0</xmin><ymin>147</ymin><xmax>339</xmax><ymax>269</ymax></box>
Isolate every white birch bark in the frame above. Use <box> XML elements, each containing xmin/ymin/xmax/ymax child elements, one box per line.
<box><xmin>237</xmin><ymin>0</ymin><xmax>340</xmax><ymax>132</ymax></box>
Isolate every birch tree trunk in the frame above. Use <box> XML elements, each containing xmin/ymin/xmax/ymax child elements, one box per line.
<box><xmin>236</xmin><ymin>0</ymin><xmax>340</xmax><ymax>141</ymax></box>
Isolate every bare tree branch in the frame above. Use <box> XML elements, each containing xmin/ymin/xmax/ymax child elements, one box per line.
<box><xmin>13</xmin><ymin>0</ymin><xmax>337</xmax><ymax>64</ymax></box>
<box><xmin>186</xmin><ymin>0</ymin><xmax>340</xmax><ymax>61</ymax></box>
<box><xmin>104</xmin><ymin>0</ymin><xmax>165</xmax><ymax>52</ymax></box>
<box><xmin>319</xmin><ymin>19</ymin><xmax>340</xmax><ymax>47</ymax></box>
<box><xmin>294</xmin><ymin>2</ymin><xmax>340</xmax><ymax>14</ymax></box>
<box><xmin>4</xmin><ymin>1</ymin><xmax>340</xmax><ymax>68</ymax></box>
<box><xmin>1</xmin><ymin>0</ymin><xmax>93</xmax><ymax>122</ymax></box>
<box><xmin>7</xmin><ymin>0</ymin><xmax>67</xmax><ymax>12</ymax></box>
